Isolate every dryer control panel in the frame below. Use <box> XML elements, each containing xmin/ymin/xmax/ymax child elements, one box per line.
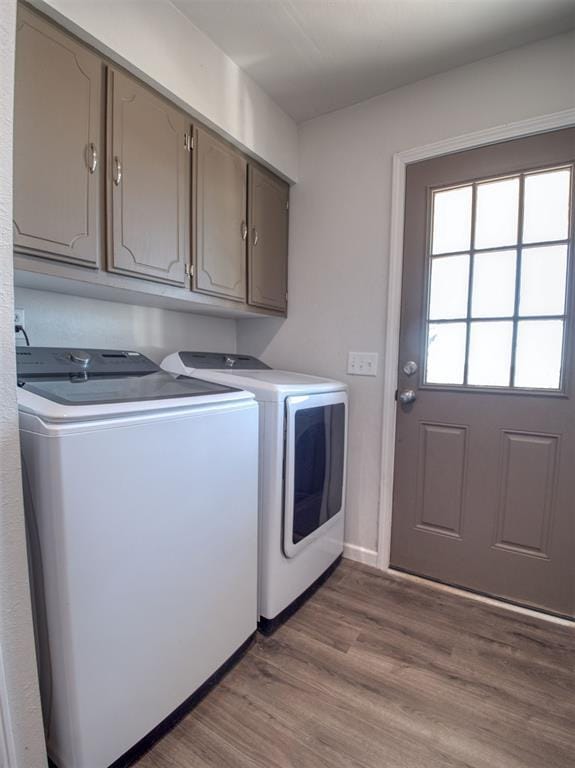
<box><xmin>179</xmin><ymin>351</ymin><xmax>271</xmax><ymax>370</ymax></box>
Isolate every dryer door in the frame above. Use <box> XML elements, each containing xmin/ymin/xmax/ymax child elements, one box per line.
<box><xmin>283</xmin><ymin>391</ymin><xmax>347</xmax><ymax>558</ymax></box>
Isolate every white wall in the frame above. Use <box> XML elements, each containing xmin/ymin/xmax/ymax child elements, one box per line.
<box><xmin>14</xmin><ymin>289</ymin><xmax>236</xmax><ymax>363</ymax></box>
<box><xmin>0</xmin><ymin>2</ymin><xmax>48</xmax><ymax>765</ymax></box>
<box><xmin>238</xmin><ymin>31</ymin><xmax>575</xmax><ymax>562</ymax></box>
<box><xmin>32</xmin><ymin>0</ymin><xmax>298</xmax><ymax>181</ymax></box>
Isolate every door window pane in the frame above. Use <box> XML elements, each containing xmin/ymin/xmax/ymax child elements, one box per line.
<box><xmin>429</xmin><ymin>254</ymin><xmax>469</xmax><ymax>320</ymax></box>
<box><xmin>426</xmin><ymin>323</ymin><xmax>466</xmax><ymax>385</ymax></box>
<box><xmin>519</xmin><ymin>245</ymin><xmax>568</xmax><ymax>317</ymax></box>
<box><xmin>424</xmin><ymin>164</ymin><xmax>571</xmax><ymax>392</ymax></box>
<box><xmin>475</xmin><ymin>177</ymin><xmax>519</xmax><ymax>250</ymax></box>
<box><xmin>431</xmin><ymin>186</ymin><xmax>472</xmax><ymax>255</ymax></box>
<box><xmin>523</xmin><ymin>169</ymin><xmax>571</xmax><ymax>244</ymax></box>
<box><xmin>468</xmin><ymin>321</ymin><xmax>513</xmax><ymax>387</ymax></box>
<box><xmin>514</xmin><ymin>320</ymin><xmax>564</xmax><ymax>389</ymax></box>
<box><xmin>471</xmin><ymin>249</ymin><xmax>516</xmax><ymax>318</ymax></box>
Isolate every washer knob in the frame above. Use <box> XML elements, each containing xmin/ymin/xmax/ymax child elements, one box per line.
<box><xmin>69</xmin><ymin>350</ymin><xmax>91</xmax><ymax>368</ymax></box>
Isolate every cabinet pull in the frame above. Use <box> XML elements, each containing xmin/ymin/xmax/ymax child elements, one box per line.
<box><xmin>252</xmin><ymin>227</ymin><xmax>259</xmax><ymax>246</ymax></box>
<box><xmin>241</xmin><ymin>221</ymin><xmax>247</xmax><ymax>241</ymax></box>
<box><xmin>113</xmin><ymin>156</ymin><xmax>122</xmax><ymax>186</ymax></box>
<box><xmin>86</xmin><ymin>142</ymin><xmax>97</xmax><ymax>174</ymax></box>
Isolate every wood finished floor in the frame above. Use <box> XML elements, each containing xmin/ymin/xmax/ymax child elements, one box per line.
<box><xmin>135</xmin><ymin>560</ymin><xmax>574</xmax><ymax>768</ymax></box>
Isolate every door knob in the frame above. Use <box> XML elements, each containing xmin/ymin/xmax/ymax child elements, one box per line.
<box><xmin>398</xmin><ymin>389</ymin><xmax>417</xmax><ymax>404</ymax></box>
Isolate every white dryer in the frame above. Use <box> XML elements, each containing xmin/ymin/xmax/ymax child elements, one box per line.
<box><xmin>17</xmin><ymin>347</ymin><xmax>259</xmax><ymax>768</ymax></box>
<box><xmin>162</xmin><ymin>352</ymin><xmax>348</xmax><ymax>632</ymax></box>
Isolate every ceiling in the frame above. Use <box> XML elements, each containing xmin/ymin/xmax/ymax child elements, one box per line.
<box><xmin>172</xmin><ymin>0</ymin><xmax>575</xmax><ymax>123</ymax></box>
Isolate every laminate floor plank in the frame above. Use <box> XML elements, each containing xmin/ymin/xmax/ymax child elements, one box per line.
<box><xmin>134</xmin><ymin>560</ymin><xmax>574</xmax><ymax>768</ymax></box>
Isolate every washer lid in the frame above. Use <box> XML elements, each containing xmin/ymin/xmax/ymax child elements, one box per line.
<box><xmin>18</xmin><ymin>371</ymin><xmax>241</xmax><ymax>406</ymax></box>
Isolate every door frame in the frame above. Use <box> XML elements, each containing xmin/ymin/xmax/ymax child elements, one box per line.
<box><xmin>376</xmin><ymin>107</ymin><xmax>575</xmax><ymax>571</ymax></box>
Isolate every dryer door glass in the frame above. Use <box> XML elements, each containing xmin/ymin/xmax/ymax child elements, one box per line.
<box><xmin>290</xmin><ymin>400</ymin><xmax>345</xmax><ymax>547</ymax></box>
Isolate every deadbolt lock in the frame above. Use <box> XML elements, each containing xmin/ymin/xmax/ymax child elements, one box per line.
<box><xmin>402</xmin><ymin>361</ymin><xmax>418</xmax><ymax>376</ymax></box>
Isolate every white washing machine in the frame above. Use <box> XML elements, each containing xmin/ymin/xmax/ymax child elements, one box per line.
<box><xmin>17</xmin><ymin>347</ymin><xmax>259</xmax><ymax>768</ymax></box>
<box><xmin>162</xmin><ymin>352</ymin><xmax>348</xmax><ymax>632</ymax></box>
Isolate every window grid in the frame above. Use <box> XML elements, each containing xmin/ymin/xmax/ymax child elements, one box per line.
<box><xmin>424</xmin><ymin>164</ymin><xmax>572</xmax><ymax>391</ymax></box>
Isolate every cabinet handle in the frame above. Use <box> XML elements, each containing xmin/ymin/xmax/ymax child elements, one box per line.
<box><xmin>241</xmin><ymin>221</ymin><xmax>247</xmax><ymax>241</ymax></box>
<box><xmin>86</xmin><ymin>142</ymin><xmax>97</xmax><ymax>174</ymax></box>
<box><xmin>252</xmin><ymin>227</ymin><xmax>259</xmax><ymax>246</ymax></box>
<box><xmin>113</xmin><ymin>156</ymin><xmax>122</xmax><ymax>186</ymax></box>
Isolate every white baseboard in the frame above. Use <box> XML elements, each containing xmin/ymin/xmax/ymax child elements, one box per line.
<box><xmin>342</xmin><ymin>543</ymin><xmax>378</xmax><ymax>568</ymax></box>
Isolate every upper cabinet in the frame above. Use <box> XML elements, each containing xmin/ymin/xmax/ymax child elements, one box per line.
<box><xmin>13</xmin><ymin>8</ymin><xmax>290</xmax><ymax>317</ymax></box>
<box><xmin>13</xmin><ymin>6</ymin><xmax>103</xmax><ymax>266</ymax></box>
<box><xmin>194</xmin><ymin>128</ymin><xmax>247</xmax><ymax>302</ymax></box>
<box><xmin>107</xmin><ymin>69</ymin><xmax>190</xmax><ymax>287</ymax></box>
<box><xmin>248</xmin><ymin>165</ymin><xmax>289</xmax><ymax>313</ymax></box>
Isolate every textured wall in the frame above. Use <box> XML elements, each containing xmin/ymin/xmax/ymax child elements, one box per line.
<box><xmin>0</xmin><ymin>1</ymin><xmax>47</xmax><ymax>765</ymax></box>
<box><xmin>14</xmin><ymin>289</ymin><xmax>237</xmax><ymax>363</ymax></box>
<box><xmin>238</xmin><ymin>31</ymin><xmax>575</xmax><ymax>561</ymax></box>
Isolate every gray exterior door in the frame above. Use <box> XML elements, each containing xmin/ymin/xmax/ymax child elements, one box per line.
<box><xmin>193</xmin><ymin>128</ymin><xmax>247</xmax><ymax>302</ymax></box>
<box><xmin>108</xmin><ymin>69</ymin><xmax>190</xmax><ymax>286</ymax></box>
<box><xmin>248</xmin><ymin>164</ymin><xmax>289</xmax><ymax>312</ymax></box>
<box><xmin>13</xmin><ymin>6</ymin><xmax>102</xmax><ymax>266</ymax></box>
<box><xmin>391</xmin><ymin>128</ymin><xmax>575</xmax><ymax>618</ymax></box>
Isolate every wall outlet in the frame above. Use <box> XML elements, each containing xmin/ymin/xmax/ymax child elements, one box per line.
<box><xmin>347</xmin><ymin>351</ymin><xmax>378</xmax><ymax>376</ymax></box>
<box><xmin>14</xmin><ymin>308</ymin><xmax>25</xmax><ymax>327</ymax></box>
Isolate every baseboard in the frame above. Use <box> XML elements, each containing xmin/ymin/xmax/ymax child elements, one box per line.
<box><xmin>343</xmin><ymin>543</ymin><xmax>378</xmax><ymax>568</ymax></box>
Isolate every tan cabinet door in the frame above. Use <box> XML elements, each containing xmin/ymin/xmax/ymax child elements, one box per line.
<box><xmin>194</xmin><ymin>128</ymin><xmax>247</xmax><ymax>302</ymax></box>
<box><xmin>13</xmin><ymin>7</ymin><xmax>102</xmax><ymax>266</ymax></box>
<box><xmin>248</xmin><ymin>165</ymin><xmax>289</xmax><ymax>313</ymax></box>
<box><xmin>108</xmin><ymin>69</ymin><xmax>189</xmax><ymax>286</ymax></box>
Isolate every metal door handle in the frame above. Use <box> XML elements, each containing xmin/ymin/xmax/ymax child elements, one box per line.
<box><xmin>86</xmin><ymin>142</ymin><xmax>97</xmax><ymax>174</ymax></box>
<box><xmin>398</xmin><ymin>389</ymin><xmax>417</xmax><ymax>404</ymax></box>
<box><xmin>252</xmin><ymin>227</ymin><xmax>259</xmax><ymax>246</ymax></box>
<box><xmin>113</xmin><ymin>156</ymin><xmax>122</xmax><ymax>186</ymax></box>
<box><xmin>241</xmin><ymin>221</ymin><xmax>247</xmax><ymax>241</ymax></box>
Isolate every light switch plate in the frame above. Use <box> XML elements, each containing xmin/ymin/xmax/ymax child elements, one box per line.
<box><xmin>348</xmin><ymin>351</ymin><xmax>378</xmax><ymax>376</ymax></box>
<box><xmin>14</xmin><ymin>308</ymin><xmax>25</xmax><ymax>327</ymax></box>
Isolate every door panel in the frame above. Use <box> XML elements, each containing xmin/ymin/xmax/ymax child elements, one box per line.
<box><xmin>108</xmin><ymin>69</ymin><xmax>189</xmax><ymax>286</ymax></box>
<box><xmin>194</xmin><ymin>128</ymin><xmax>247</xmax><ymax>301</ymax></box>
<box><xmin>415</xmin><ymin>422</ymin><xmax>467</xmax><ymax>538</ymax></box>
<box><xmin>391</xmin><ymin>128</ymin><xmax>575</xmax><ymax>618</ymax></box>
<box><xmin>495</xmin><ymin>431</ymin><xmax>558</xmax><ymax>557</ymax></box>
<box><xmin>13</xmin><ymin>6</ymin><xmax>102</xmax><ymax>266</ymax></box>
<box><xmin>248</xmin><ymin>165</ymin><xmax>289</xmax><ymax>312</ymax></box>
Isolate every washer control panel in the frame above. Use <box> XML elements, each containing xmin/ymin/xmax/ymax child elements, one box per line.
<box><xmin>16</xmin><ymin>348</ymin><xmax>158</xmax><ymax>378</ymax></box>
